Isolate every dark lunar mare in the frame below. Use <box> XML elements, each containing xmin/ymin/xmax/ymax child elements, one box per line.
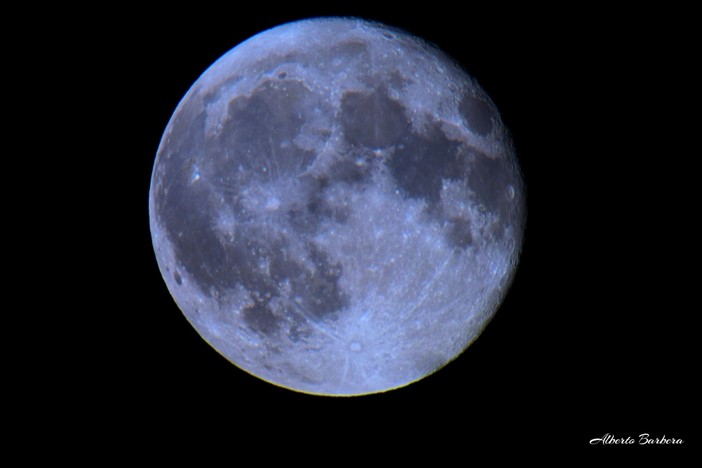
<box><xmin>338</xmin><ymin>86</ymin><xmax>522</xmax><ymax>247</ymax></box>
<box><xmin>154</xmin><ymin>81</ymin><xmax>352</xmax><ymax>336</ymax></box>
<box><xmin>459</xmin><ymin>94</ymin><xmax>494</xmax><ymax>136</ymax></box>
<box><xmin>154</xmin><ymin>39</ymin><xmax>521</xmax><ymax>345</ymax></box>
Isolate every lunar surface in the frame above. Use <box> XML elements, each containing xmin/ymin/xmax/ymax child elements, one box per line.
<box><xmin>149</xmin><ymin>18</ymin><xmax>525</xmax><ymax>395</ymax></box>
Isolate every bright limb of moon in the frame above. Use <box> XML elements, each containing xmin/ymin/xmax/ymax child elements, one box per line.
<box><xmin>149</xmin><ymin>18</ymin><xmax>525</xmax><ymax>396</ymax></box>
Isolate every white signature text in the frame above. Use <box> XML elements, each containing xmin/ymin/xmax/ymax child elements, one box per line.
<box><xmin>590</xmin><ymin>433</ymin><xmax>684</xmax><ymax>445</ymax></box>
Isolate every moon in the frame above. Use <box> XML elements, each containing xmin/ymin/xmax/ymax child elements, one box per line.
<box><xmin>149</xmin><ymin>18</ymin><xmax>525</xmax><ymax>396</ymax></box>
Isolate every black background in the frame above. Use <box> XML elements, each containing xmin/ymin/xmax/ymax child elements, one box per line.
<box><xmin>53</xmin><ymin>2</ymin><xmax>696</xmax><ymax>455</ymax></box>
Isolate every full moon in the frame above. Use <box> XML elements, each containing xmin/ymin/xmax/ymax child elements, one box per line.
<box><xmin>149</xmin><ymin>18</ymin><xmax>525</xmax><ymax>395</ymax></box>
